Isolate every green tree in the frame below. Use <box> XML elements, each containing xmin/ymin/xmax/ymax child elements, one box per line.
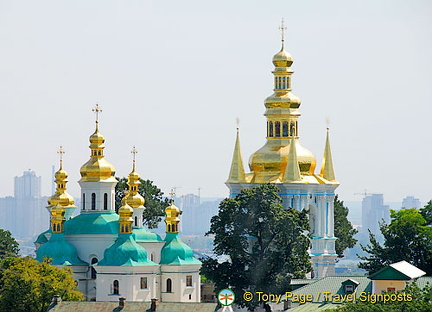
<box><xmin>334</xmin><ymin>195</ymin><xmax>358</xmax><ymax>258</ymax></box>
<box><xmin>115</xmin><ymin>177</ymin><xmax>169</xmax><ymax>229</ymax></box>
<box><xmin>0</xmin><ymin>229</ymin><xmax>19</xmax><ymax>261</ymax></box>
<box><xmin>358</xmin><ymin>207</ymin><xmax>432</xmax><ymax>275</ymax></box>
<box><xmin>0</xmin><ymin>257</ymin><xmax>83</xmax><ymax>312</ymax></box>
<box><xmin>200</xmin><ymin>184</ymin><xmax>311</xmax><ymax>310</ymax></box>
<box><xmin>328</xmin><ymin>282</ymin><xmax>432</xmax><ymax>312</ymax></box>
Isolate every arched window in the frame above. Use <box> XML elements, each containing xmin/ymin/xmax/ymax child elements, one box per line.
<box><xmin>275</xmin><ymin>121</ymin><xmax>281</xmax><ymax>137</ymax></box>
<box><xmin>151</xmin><ymin>253</ymin><xmax>154</xmax><ymax>261</ymax></box>
<box><xmin>269</xmin><ymin>122</ymin><xmax>274</xmax><ymax>137</ymax></box>
<box><xmin>91</xmin><ymin>193</ymin><xmax>96</xmax><ymax>210</ymax></box>
<box><xmin>113</xmin><ymin>280</ymin><xmax>119</xmax><ymax>295</ymax></box>
<box><xmin>166</xmin><ymin>278</ymin><xmax>172</xmax><ymax>293</ymax></box>
<box><xmin>290</xmin><ymin>122</ymin><xmax>295</xmax><ymax>136</ymax></box>
<box><xmin>82</xmin><ymin>193</ymin><xmax>86</xmax><ymax>210</ymax></box>
<box><xmin>91</xmin><ymin>258</ymin><xmax>98</xmax><ymax>279</ymax></box>
<box><xmin>104</xmin><ymin>193</ymin><xmax>108</xmax><ymax>210</ymax></box>
<box><xmin>283</xmin><ymin>121</ymin><xmax>288</xmax><ymax>137</ymax></box>
<box><xmin>135</xmin><ymin>216</ymin><xmax>138</xmax><ymax>227</ymax></box>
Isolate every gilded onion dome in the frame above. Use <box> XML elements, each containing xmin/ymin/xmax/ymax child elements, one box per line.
<box><xmin>79</xmin><ymin>121</ymin><xmax>117</xmax><ymax>183</ymax></box>
<box><xmin>249</xmin><ymin>33</ymin><xmax>316</xmax><ymax>182</ymax></box>
<box><xmin>48</xmin><ymin>160</ymin><xmax>75</xmax><ymax>209</ymax></box>
<box><xmin>118</xmin><ymin>196</ymin><xmax>134</xmax><ymax>234</ymax></box>
<box><xmin>125</xmin><ymin>161</ymin><xmax>145</xmax><ymax>209</ymax></box>
<box><xmin>165</xmin><ymin>199</ymin><xmax>180</xmax><ymax>233</ymax></box>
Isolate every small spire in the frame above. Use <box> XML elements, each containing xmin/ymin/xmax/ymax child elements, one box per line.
<box><xmin>320</xmin><ymin>128</ymin><xmax>337</xmax><ymax>182</ymax></box>
<box><xmin>57</xmin><ymin>146</ymin><xmax>65</xmax><ymax>169</ymax></box>
<box><xmin>279</xmin><ymin>18</ymin><xmax>287</xmax><ymax>49</ymax></box>
<box><xmin>92</xmin><ymin>102</ymin><xmax>102</xmax><ymax>128</ymax></box>
<box><xmin>226</xmin><ymin>126</ymin><xmax>246</xmax><ymax>183</ymax></box>
<box><xmin>283</xmin><ymin>137</ymin><xmax>302</xmax><ymax>182</ymax></box>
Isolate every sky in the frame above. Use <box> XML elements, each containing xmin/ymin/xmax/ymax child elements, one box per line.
<box><xmin>0</xmin><ymin>0</ymin><xmax>431</xmax><ymax>203</ymax></box>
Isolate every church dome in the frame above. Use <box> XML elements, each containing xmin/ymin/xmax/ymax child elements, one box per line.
<box><xmin>272</xmin><ymin>48</ymin><xmax>293</xmax><ymax>67</ymax></box>
<box><xmin>79</xmin><ymin>123</ymin><xmax>117</xmax><ymax>183</ymax></box>
<box><xmin>36</xmin><ymin>233</ymin><xmax>87</xmax><ymax>266</ymax></box>
<box><xmin>160</xmin><ymin>233</ymin><xmax>201</xmax><ymax>265</ymax></box>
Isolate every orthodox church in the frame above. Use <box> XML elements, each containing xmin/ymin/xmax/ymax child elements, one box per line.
<box><xmin>35</xmin><ymin>114</ymin><xmax>201</xmax><ymax>302</ymax></box>
<box><xmin>226</xmin><ymin>27</ymin><xmax>339</xmax><ymax>279</ymax></box>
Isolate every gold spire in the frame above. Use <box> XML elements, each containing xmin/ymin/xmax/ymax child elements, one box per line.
<box><xmin>283</xmin><ymin>137</ymin><xmax>302</xmax><ymax>182</ymax></box>
<box><xmin>125</xmin><ymin>146</ymin><xmax>145</xmax><ymax>209</ymax></box>
<box><xmin>51</xmin><ymin>203</ymin><xmax>65</xmax><ymax>233</ymax></box>
<box><xmin>279</xmin><ymin>18</ymin><xmax>287</xmax><ymax>49</ymax></box>
<box><xmin>79</xmin><ymin>104</ymin><xmax>117</xmax><ymax>183</ymax></box>
<box><xmin>226</xmin><ymin>126</ymin><xmax>246</xmax><ymax>183</ymax></box>
<box><xmin>119</xmin><ymin>194</ymin><xmax>134</xmax><ymax>234</ymax></box>
<box><xmin>320</xmin><ymin>128</ymin><xmax>337</xmax><ymax>182</ymax></box>
<box><xmin>47</xmin><ymin>146</ymin><xmax>75</xmax><ymax>209</ymax></box>
<box><xmin>165</xmin><ymin>194</ymin><xmax>180</xmax><ymax>233</ymax></box>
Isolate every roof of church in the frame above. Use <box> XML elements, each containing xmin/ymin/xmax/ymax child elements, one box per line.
<box><xmin>47</xmin><ymin>301</ymin><xmax>217</xmax><ymax>312</ymax></box>
<box><xmin>35</xmin><ymin>229</ymin><xmax>50</xmax><ymax>243</ymax></box>
<box><xmin>98</xmin><ymin>234</ymin><xmax>158</xmax><ymax>267</ymax></box>
<box><xmin>36</xmin><ymin>233</ymin><xmax>88</xmax><ymax>266</ymax></box>
<box><xmin>64</xmin><ymin>212</ymin><xmax>119</xmax><ymax>235</ymax></box>
<box><xmin>160</xmin><ymin>232</ymin><xmax>201</xmax><ymax>265</ymax></box>
<box><xmin>133</xmin><ymin>227</ymin><xmax>163</xmax><ymax>242</ymax></box>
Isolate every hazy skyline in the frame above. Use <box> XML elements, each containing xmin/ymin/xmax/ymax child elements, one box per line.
<box><xmin>0</xmin><ymin>1</ymin><xmax>431</xmax><ymax>203</ymax></box>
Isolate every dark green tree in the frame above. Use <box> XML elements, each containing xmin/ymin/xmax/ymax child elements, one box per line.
<box><xmin>200</xmin><ymin>184</ymin><xmax>311</xmax><ymax>310</ymax></box>
<box><xmin>0</xmin><ymin>257</ymin><xmax>83</xmax><ymax>312</ymax></box>
<box><xmin>0</xmin><ymin>229</ymin><xmax>19</xmax><ymax>261</ymax></box>
<box><xmin>358</xmin><ymin>207</ymin><xmax>432</xmax><ymax>275</ymax></box>
<box><xmin>334</xmin><ymin>195</ymin><xmax>358</xmax><ymax>258</ymax></box>
<box><xmin>115</xmin><ymin>177</ymin><xmax>169</xmax><ymax>229</ymax></box>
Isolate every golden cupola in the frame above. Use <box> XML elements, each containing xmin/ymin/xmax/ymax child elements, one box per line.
<box><xmin>118</xmin><ymin>196</ymin><xmax>134</xmax><ymax>234</ymax></box>
<box><xmin>165</xmin><ymin>199</ymin><xmax>180</xmax><ymax>233</ymax></box>
<box><xmin>79</xmin><ymin>120</ymin><xmax>117</xmax><ymax>183</ymax></box>
<box><xmin>248</xmin><ymin>24</ymin><xmax>316</xmax><ymax>183</ymax></box>
<box><xmin>125</xmin><ymin>154</ymin><xmax>145</xmax><ymax>209</ymax></box>
<box><xmin>48</xmin><ymin>155</ymin><xmax>75</xmax><ymax>209</ymax></box>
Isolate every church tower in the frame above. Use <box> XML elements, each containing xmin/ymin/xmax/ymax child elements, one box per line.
<box><xmin>226</xmin><ymin>22</ymin><xmax>339</xmax><ymax>278</ymax></box>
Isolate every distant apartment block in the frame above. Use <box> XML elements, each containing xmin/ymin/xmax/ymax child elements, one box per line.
<box><xmin>402</xmin><ymin>196</ymin><xmax>421</xmax><ymax>209</ymax></box>
<box><xmin>0</xmin><ymin>170</ymin><xmax>49</xmax><ymax>239</ymax></box>
<box><xmin>361</xmin><ymin>194</ymin><xmax>390</xmax><ymax>240</ymax></box>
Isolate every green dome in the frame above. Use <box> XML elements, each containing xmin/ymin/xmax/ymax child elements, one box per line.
<box><xmin>64</xmin><ymin>212</ymin><xmax>119</xmax><ymax>235</ymax></box>
<box><xmin>98</xmin><ymin>234</ymin><xmax>158</xmax><ymax>266</ymax></box>
<box><xmin>35</xmin><ymin>229</ymin><xmax>50</xmax><ymax>244</ymax></box>
<box><xmin>36</xmin><ymin>233</ymin><xmax>87</xmax><ymax>266</ymax></box>
<box><xmin>160</xmin><ymin>233</ymin><xmax>201</xmax><ymax>265</ymax></box>
<box><xmin>133</xmin><ymin>228</ymin><xmax>163</xmax><ymax>242</ymax></box>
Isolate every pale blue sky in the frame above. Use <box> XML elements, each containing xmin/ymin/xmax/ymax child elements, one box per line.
<box><xmin>0</xmin><ymin>0</ymin><xmax>431</xmax><ymax>202</ymax></box>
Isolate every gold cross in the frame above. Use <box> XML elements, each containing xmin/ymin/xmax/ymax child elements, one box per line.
<box><xmin>131</xmin><ymin>146</ymin><xmax>138</xmax><ymax>163</ymax></box>
<box><xmin>279</xmin><ymin>18</ymin><xmax>287</xmax><ymax>43</ymax></box>
<box><xmin>57</xmin><ymin>146</ymin><xmax>65</xmax><ymax>165</ymax></box>
<box><xmin>92</xmin><ymin>102</ymin><xmax>102</xmax><ymax>122</ymax></box>
<box><xmin>326</xmin><ymin>117</ymin><xmax>331</xmax><ymax>131</ymax></box>
<box><xmin>236</xmin><ymin>117</ymin><xmax>240</xmax><ymax>131</ymax></box>
<box><xmin>169</xmin><ymin>189</ymin><xmax>175</xmax><ymax>197</ymax></box>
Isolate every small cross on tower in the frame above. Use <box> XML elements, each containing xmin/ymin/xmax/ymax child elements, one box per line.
<box><xmin>92</xmin><ymin>102</ymin><xmax>102</xmax><ymax>123</ymax></box>
<box><xmin>279</xmin><ymin>18</ymin><xmax>287</xmax><ymax>44</ymax></box>
<box><xmin>57</xmin><ymin>146</ymin><xmax>65</xmax><ymax>167</ymax></box>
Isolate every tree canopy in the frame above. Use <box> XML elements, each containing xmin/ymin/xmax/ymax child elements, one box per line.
<box><xmin>0</xmin><ymin>229</ymin><xmax>19</xmax><ymax>261</ymax></box>
<box><xmin>200</xmin><ymin>184</ymin><xmax>311</xmax><ymax>310</ymax></box>
<box><xmin>334</xmin><ymin>195</ymin><xmax>358</xmax><ymax>258</ymax></box>
<box><xmin>0</xmin><ymin>257</ymin><xmax>83</xmax><ymax>312</ymax></box>
<box><xmin>115</xmin><ymin>177</ymin><xmax>169</xmax><ymax>229</ymax></box>
<box><xmin>358</xmin><ymin>205</ymin><xmax>432</xmax><ymax>275</ymax></box>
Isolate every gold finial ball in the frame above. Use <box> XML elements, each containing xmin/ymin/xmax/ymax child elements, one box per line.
<box><xmin>55</xmin><ymin>167</ymin><xmax>68</xmax><ymax>180</ymax></box>
<box><xmin>272</xmin><ymin>49</ymin><xmax>293</xmax><ymax>68</ymax></box>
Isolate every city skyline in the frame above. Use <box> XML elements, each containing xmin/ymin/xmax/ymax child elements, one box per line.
<box><xmin>0</xmin><ymin>1</ymin><xmax>431</xmax><ymax>202</ymax></box>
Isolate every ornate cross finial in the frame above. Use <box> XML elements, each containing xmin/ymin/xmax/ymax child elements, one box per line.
<box><xmin>279</xmin><ymin>18</ymin><xmax>287</xmax><ymax>43</ymax></box>
<box><xmin>169</xmin><ymin>189</ymin><xmax>175</xmax><ymax>204</ymax></box>
<box><xmin>57</xmin><ymin>146</ymin><xmax>65</xmax><ymax>167</ymax></box>
<box><xmin>326</xmin><ymin>117</ymin><xmax>331</xmax><ymax>131</ymax></box>
<box><xmin>92</xmin><ymin>102</ymin><xmax>102</xmax><ymax>123</ymax></box>
<box><xmin>131</xmin><ymin>145</ymin><xmax>138</xmax><ymax>163</ymax></box>
<box><xmin>236</xmin><ymin>117</ymin><xmax>240</xmax><ymax>131</ymax></box>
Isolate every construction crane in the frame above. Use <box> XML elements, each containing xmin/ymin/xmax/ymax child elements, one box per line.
<box><xmin>353</xmin><ymin>190</ymin><xmax>372</xmax><ymax>198</ymax></box>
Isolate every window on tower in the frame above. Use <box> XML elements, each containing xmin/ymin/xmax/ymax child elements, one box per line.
<box><xmin>275</xmin><ymin>121</ymin><xmax>281</xmax><ymax>137</ymax></box>
<box><xmin>91</xmin><ymin>193</ymin><xmax>96</xmax><ymax>210</ymax></box>
<box><xmin>283</xmin><ymin>122</ymin><xmax>288</xmax><ymax>137</ymax></box>
<box><xmin>269</xmin><ymin>122</ymin><xmax>274</xmax><ymax>137</ymax></box>
<box><xmin>104</xmin><ymin>193</ymin><xmax>108</xmax><ymax>210</ymax></box>
<box><xmin>82</xmin><ymin>193</ymin><xmax>85</xmax><ymax>210</ymax></box>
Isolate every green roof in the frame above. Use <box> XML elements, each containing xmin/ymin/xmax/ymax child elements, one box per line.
<box><xmin>133</xmin><ymin>227</ymin><xmax>163</xmax><ymax>242</ymax></box>
<box><xmin>291</xmin><ymin>276</ymin><xmax>372</xmax><ymax>303</ymax></box>
<box><xmin>160</xmin><ymin>233</ymin><xmax>201</xmax><ymax>265</ymax></box>
<box><xmin>369</xmin><ymin>261</ymin><xmax>426</xmax><ymax>280</ymax></box>
<box><xmin>98</xmin><ymin>234</ymin><xmax>158</xmax><ymax>267</ymax></box>
<box><xmin>64</xmin><ymin>212</ymin><xmax>119</xmax><ymax>235</ymax></box>
<box><xmin>35</xmin><ymin>233</ymin><xmax>88</xmax><ymax>266</ymax></box>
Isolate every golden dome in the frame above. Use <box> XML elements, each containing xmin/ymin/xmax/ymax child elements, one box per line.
<box><xmin>165</xmin><ymin>200</ymin><xmax>180</xmax><ymax>233</ymax></box>
<box><xmin>125</xmin><ymin>164</ymin><xmax>145</xmax><ymax>209</ymax></box>
<box><xmin>249</xmin><ymin>139</ymin><xmax>316</xmax><ymax>180</ymax></box>
<box><xmin>118</xmin><ymin>197</ymin><xmax>134</xmax><ymax>234</ymax></box>
<box><xmin>48</xmin><ymin>160</ymin><xmax>75</xmax><ymax>208</ymax></box>
<box><xmin>79</xmin><ymin>122</ymin><xmax>117</xmax><ymax>183</ymax></box>
<box><xmin>272</xmin><ymin>47</ymin><xmax>293</xmax><ymax>67</ymax></box>
<box><xmin>264</xmin><ymin>92</ymin><xmax>301</xmax><ymax>109</ymax></box>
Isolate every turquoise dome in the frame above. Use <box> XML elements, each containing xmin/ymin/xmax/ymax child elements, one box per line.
<box><xmin>35</xmin><ymin>229</ymin><xmax>50</xmax><ymax>244</ymax></box>
<box><xmin>98</xmin><ymin>234</ymin><xmax>158</xmax><ymax>266</ymax></box>
<box><xmin>64</xmin><ymin>212</ymin><xmax>119</xmax><ymax>235</ymax></box>
<box><xmin>160</xmin><ymin>233</ymin><xmax>201</xmax><ymax>265</ymax></box>
<box><xmin>133</xmin><ymin>228</ymin><xmax>163</xmax><ymax>242</ymax></box>
<box><xmin>36</xmin><ymin>233</ymin><xmax>87</xmax><ymax>266</ymax></box>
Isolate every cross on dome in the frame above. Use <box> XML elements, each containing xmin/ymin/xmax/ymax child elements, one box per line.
<box><xmin>92</xmin><ymin>102</ymin><xmax>103</xmax><ymax>123</ymax></box>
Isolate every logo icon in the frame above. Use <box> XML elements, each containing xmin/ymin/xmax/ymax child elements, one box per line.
<box><xmin>218</xmin><ymin>288</ymin><xmax>235</xmax><ymax>306</ymax></box>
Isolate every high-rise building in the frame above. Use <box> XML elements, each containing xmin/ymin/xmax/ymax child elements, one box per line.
<box><xmin>402</xmin><ymin>196</ymin><xmax>421</xmax><ymax>209</ymax></box>
<box><xmin>361</xmin><ymin>194</ymin><xmax>390</xmax><ymax>240</ymax></box>
<box><xmin>226</xmin><ymin>29</ymin><xmax>339</xmax><ymax>279</ymax></box>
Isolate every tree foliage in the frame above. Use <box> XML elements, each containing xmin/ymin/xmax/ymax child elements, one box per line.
<box><xmin>358</xmin><ymin>206</ymin><xmax>432</xmax><ymax>275</ymax></box>
<box><xmin>200</xmin><ymin>184</ymin><xmax>311</xmax><ymax>310</ymax></box>
<box><xmin>0</xmin><ymin>229</ymin><xmax>19</xmax><ymax>261</ymax></box>
<box><xmin>115</xmin><ymin>177</ymin><xmax>169</xmax><ymax>229</ymax></box>
<box><xmin>334</xmin><ymin>195</ymin><xmax>358</xmax><ymax>258</ymax></box>
<box><xmin>329</xmin><ymin>282</ymin><xmax>432</xmax><ymax>312</ymax></box>
<box><xmin>0</xmin><ymin>257</ymin><xmax>83</xmax><ymax>312</ymax></box>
